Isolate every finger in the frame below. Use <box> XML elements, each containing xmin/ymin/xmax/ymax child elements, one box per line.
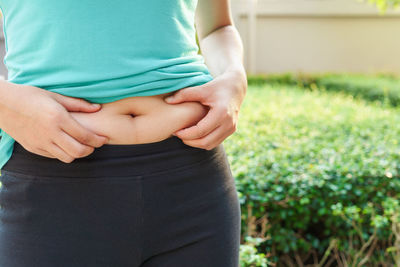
<box><xmin>174</xmin><ymin>107</ymin><xmax>223</xmax><ymax>140</ymax></box>
<box><xmin>24</xmin><ymin>146</ymin><xmax>56</xmax><ymax>159</ymax></box>
<box><xmin>181</xmin><ymin>125</ymin><xmax>227</xmax><ymax>151</ymax></box>
<box><xmin>48</xmin><ymin>142</ymin><xmax>75</xmax><ymax>163</ymax></box>
<box><xmin>164</xmin><ymin>86</ymin><xmax>206</xmax><ymax>104</ymax></box>
<box><xmin>60</xmin><ymin>115</ymin><xmax>109</xmax><ymax>148</ymax></box>
<box><xmin>53</xmin><ymin>94</ymin><xmax>102</xmax><ymax>113</ymax></box>
<box><xmin>55</xmin><ymin>130</ymin><xmax>95</xmax><ymax>159</ymax></box>
<box><xmin>35</xmin><ymin>148</ymin><xmax>56</xmax><ymax>158</ymax></box>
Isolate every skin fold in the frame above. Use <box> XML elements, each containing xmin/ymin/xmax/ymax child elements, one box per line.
<box><xmin>69</xmin><ymin>92</ymin><xmax>209</xmax><ymax>145</ymax></box>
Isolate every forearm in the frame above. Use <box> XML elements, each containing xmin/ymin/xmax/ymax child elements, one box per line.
<box><xmin>163</xmin><ymin>21</ymin><xmax>248</xmax><ymax>149</ymax></box>
<box><xmin>198</xmin><ymin>25</ymin><xmax>246</xmax><ymax>79</ymax></box>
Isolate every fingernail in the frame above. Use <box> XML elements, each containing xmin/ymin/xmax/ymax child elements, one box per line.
<box><xmin>92</xmin><ymin>103</ymin><xmax>100</xmax><ymax>107</ymax></box>
<box><xmin>165</xmin><ymin>96</ymin><xmax>173</xmax><ymax>102</ymax></box>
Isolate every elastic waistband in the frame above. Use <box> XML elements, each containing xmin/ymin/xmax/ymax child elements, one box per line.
<box><xmin>1</xmin><ymin>136</ymin><xmax>217</xmax><ymax>178</ymax></box>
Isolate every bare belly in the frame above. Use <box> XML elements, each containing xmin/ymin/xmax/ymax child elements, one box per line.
<box><xmin>69</xmin><ymin>91</ymin><xmax>209</xmax><ymax>145</ymax></box>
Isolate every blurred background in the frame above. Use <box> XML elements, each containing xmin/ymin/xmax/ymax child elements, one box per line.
<box><xmin>224</xmin><ymin>1</ymin><xmax>400</xmax><ymax>266</ymax></box>
<box><xmin>1</xmin><ymin>0</ymin><xmax>399</xmax><ymax>77</ymax></box>
<box><xmin>232</xmin><ymin>0</ymin><xmax>400</xmax><ymax>75</ymax></box>
<box><xmin>1</xmin><ymin>1</ymin><xmax>400</xmax><ymax>266</ymax></box>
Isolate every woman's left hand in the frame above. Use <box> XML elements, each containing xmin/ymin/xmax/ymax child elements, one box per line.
<box><xmin>164</xmin><ymin>67</ymin><xmax>247</xmax><ymax>150</ymax></box>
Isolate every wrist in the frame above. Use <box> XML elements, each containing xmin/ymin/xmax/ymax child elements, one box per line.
<box><xmin>223</xmin><ymin>64</ymin><xmax>248</xmax><ymax>92</ymax></box>
<box><xmin>0</xmin><ymin>80</ymin><xmax>13</xmax><ymax>113</ymax></box>
<box><xmin>225</xmin><ymin>63</ymin><xmax>246</xmax><ymax>79</ymax></box>
<box><xmin>0</xmin><ymin>81</ymin><xmax>28</xmax><ymax>125</ymax></box>
<box><xmin>224</xmin><ymin>63</ymin><xmax>246</xmax><ymax>75</ymax></box>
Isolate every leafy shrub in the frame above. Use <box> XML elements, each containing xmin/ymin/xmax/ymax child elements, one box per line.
<box><xmin>247</xmin><ymin>72</ymin><xmax>400</xmax><ymax>107</ymax></box>
<box><xmin>240</xmin><ymin>237</ymin><xmax>271</xmax><ymax>267</ymax></box>
<box><xmin>225</xmin><ymin>85</ymin><xmax>400</xmax><ymax>265</ymax></box>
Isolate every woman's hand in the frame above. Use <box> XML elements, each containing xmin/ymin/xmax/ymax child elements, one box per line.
<box><xmin>164</xmin><ymin>68</ymin><xmax>247</xmax><ymax>150</ymax></box>
<box><xmin>0</xmin><ymin>82</ymin><xmax>109</xmax><ymax>163</ymax></box>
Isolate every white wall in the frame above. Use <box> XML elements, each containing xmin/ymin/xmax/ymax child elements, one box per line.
<box><xmin>231</xmin><ymin>0</ymin><xmax>400</xmax><ymax>74</ymax></box>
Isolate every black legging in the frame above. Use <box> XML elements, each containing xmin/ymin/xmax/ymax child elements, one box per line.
<box><xmin>0</xmin><ymin>136</ymin><xmax>241</xmax><ymax>267</ymax></box>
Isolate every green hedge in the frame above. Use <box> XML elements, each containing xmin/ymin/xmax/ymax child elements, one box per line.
<box><xmin>247</xmin><ymin>72</ymin><xmax>400</xmax><ymax>107</ymax></box>
<box><xmin>225</xmin><ymin>84</ymin><xmax>400</xmax><ymax>265</ymax></box>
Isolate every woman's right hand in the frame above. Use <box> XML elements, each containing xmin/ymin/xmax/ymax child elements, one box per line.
<box><xmin>0</xmin><ymin>81</ymin><xmax>109</xmax><ymax>163</ymax></box>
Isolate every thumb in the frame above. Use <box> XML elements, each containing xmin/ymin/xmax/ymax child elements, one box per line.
<box><xmin>164</xmin><ymin>86</ymin><xmax>204</xmax><ymax>104</ymax></box>
<box><xmin>53</xmin><ymin>94</ymin><xmax>101</xmax><ymax>112</ymax></box>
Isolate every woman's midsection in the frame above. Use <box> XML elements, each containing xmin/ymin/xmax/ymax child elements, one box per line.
<box><xmin>69</xmin><ymin>91</ymin><xmax>209</xmax><ymax>145</ymax></box>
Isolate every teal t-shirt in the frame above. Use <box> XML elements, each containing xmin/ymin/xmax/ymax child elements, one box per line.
<box><xmin>0</xmin><ymin>0</ymin><xmax>214</xmax><ymax>169</ymax></box>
